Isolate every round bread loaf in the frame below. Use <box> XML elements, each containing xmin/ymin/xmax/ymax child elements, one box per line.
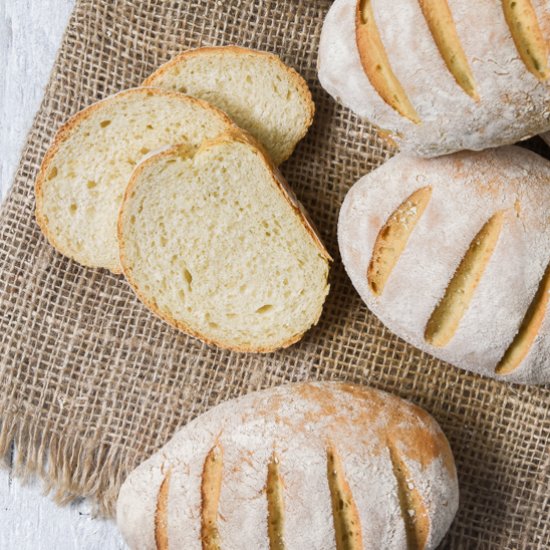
<box><xmin>116</xmin><ymin>382</ymin><xmax>458</xmax><ymax>550</ymax></box>
<box><xmin>339</xmin><ymin>146</ymin><xmax>550</xmax><ymax>384</ymax></box>
<box><xmin>318</xmin><ymin>0</ymin><xmax>550</xmax><ymax>157</ymax></box>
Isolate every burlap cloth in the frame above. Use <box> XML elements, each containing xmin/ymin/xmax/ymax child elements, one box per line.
<box><xmin>0</xmin><ymin>0</ymin><xmax>549</xmax><ymax>547</ymax></box>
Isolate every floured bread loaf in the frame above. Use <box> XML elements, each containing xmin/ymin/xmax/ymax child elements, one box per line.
<box><xmin>116</xmin><ymin>382</ymin><xmax>458</xmax><ymax>550</ymax></box>
<box><xmin>118</xmin><ymin>130</ymin><xmax>330</xmax><ymax>352</ymax></box>
<box><xmin>339</xmin><ymin>146</ymin><xmax>550</xmax><ymax>384</ymax></box>
<box><xmin>318</xmin><ymin>0</ymin><xmax>550</xmax><ymax>157</ymax></box>
<box><xmin>143</xmin><ymin>46</ymin><xmax>315</xmax><ymax>165</ymax></box>
<box><xmin>35</xmin><ymin>88</ymin><xmax>234</xmax><ymax>272</ymax></box>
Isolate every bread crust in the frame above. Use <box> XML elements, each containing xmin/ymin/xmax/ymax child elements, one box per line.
<box><xmin>35</xmin><ymin>87</ymin><xmax>235</xmax><ymax>273</ymax></box>
<box><xmin>143</xmin><ymin>45</ymin><xmax>315</xmax><ymax>164</ymax></box>
<box><xmin>118</xmin><ymin>128</ymin><xmax>331</xmax><ymax>353</ymax></box>
<box><xmin>116</xmin><ymin>382</ymin><xmax>458</xmax><ymax>550</ymax></box>
<box><xmin>338</xmin><ymin>146</ymin><xmax>550</xmax><ymax>384</ymax></box>
<box><xmin>318</xmin><ymin>0</ymin><xmax>550</xmax><ymax>157</ymax></box>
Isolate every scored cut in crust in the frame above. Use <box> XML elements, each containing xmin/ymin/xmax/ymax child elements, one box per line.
<box><xmin>116</xmin><ymin>382</ymin><xmax>458</xmax><ymax>549</ymax></box>
<box><xmin>338</xmin><ymin>146</ymin><xmax>550</xmax><ymax>384</ymax></box>
<box><xmin>35</xmin><ymin>88</ymin><xmax>234</xmax><ymax>272</ymax></box>
<box><xmin>143</xmin><ymin>46</ymin><xmax>315</xmax><ymax>165</ymax></box>
<box><xmin>318</xmin><ymin>0</ymin><xmax>550</xmax><ymax>157</ymax></box>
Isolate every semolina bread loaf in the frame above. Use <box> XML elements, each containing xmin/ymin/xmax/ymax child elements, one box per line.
<box><xmin>116</xmin><ymin>382</ymin><xmax>459</xmax><ymax>550</ymax></box>
<box><xmin>143</xmin><ymin>46</ymin><xmax>315</xmax><ymax>165</ymax></box>
<box><xmin>318</xmin><ymin>0</ymin><xmax>550</xmax><ymax>157</ymax></box>
<box><xmin>338</xmin><ymin>146</ymin><xmax>550</xmax><ymax>384</ymax></box>
<box><xmin>118</xmin><ymin>129</ymin><xmax>330</xmax><ymax>352</ymax></box>
<box><xmin>35</xmin><ymin>88</ymin><xmax>234</xmax><ymax>272</ymax></box>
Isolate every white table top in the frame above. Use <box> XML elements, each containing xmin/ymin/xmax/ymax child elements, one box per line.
<box><xmin>0</xmin><ymin>1</ymin><xmax>126</xmax><ymax>547</ymax></box>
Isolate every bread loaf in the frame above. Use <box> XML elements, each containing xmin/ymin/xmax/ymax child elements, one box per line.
<box><xmin>35</xmin><ymin>88</ymin><xmax>234</xmax><ymax>272</ymax></box>
<box><xmin>338</xmin><ymin>146</ymin><xmax>550</xmax><ymax>384</ymax></box>
<box><xmin>116</xmin><ymin>382</ymin><xmax>458</xmax><ymax>550</ymax></box>
<box><xmin>118</xmin><ymin>129</ymin><xmax>330</xmax><ymax>352</ymax></box>
<box><xmin>318</xmin><ymin>0</ymin><xmax>550</xmax><ymax>157</ymax></box>
<box><xmin>143</xmin><ymin>46</ymin><xmax>315</xmax><ymax>165</ymax></box>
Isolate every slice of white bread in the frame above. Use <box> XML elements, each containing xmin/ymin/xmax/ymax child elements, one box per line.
<box><xmin>116</xmin><ymin>382</ymin><xmax>458</xmax><ymax>550</ymax></box>
<box><xmin>118</xmin><ymin>130</ymin><xmax>331</xmax><ymax>352</ymax></box>
<box><xmin>143</xmin><ymin>46</ymin><xmax>315</xmax><ymax>165</ymax></box>
<box><xmin>338</xmin><ymin>146</ymin><xmax>550</xmax><ymax>384</ymax></box>
<box><xmin>35</xmin><ymin>88</ymin><xmax>234</xmax><ymax>272</ymax></box>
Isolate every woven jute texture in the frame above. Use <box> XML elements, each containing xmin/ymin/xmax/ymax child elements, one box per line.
<box><xmin>0</xmin><ymin>0</ymin><xmax>549</xmax><ymax>547</ymax></box>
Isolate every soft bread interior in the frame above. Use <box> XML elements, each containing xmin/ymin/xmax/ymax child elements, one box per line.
<box><xmin>119</xmin><ymin>134</ymin><xmax>330</xmax><ymax>352</ymax></box>
<box><xmin>36</xmin><ymin>89</ymin><xmax>231</xmax><ymax>272</ymax></box>
<box><xmin>144</xmin><ymin>48</ymin><xmax>314</xmax><ymax>165</ymax></box>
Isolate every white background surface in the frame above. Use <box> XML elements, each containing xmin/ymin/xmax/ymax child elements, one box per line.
<box><xmin>0</xmin><ymin>1</ymin><xmax>126</xmax><ymax>548</ymax></box>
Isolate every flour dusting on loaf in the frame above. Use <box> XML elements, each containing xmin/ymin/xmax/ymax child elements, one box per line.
<box><xmin>318</xmin><ymin>0</ymin><xmax>550</xmax><ymax>156</ymax></box>
<box><xmin>338</xmin><ymin>147</ymin><xmax>550</xmax><ymax>384</ymax></box>
<box><xmin>116</xmin><ymin>382</ymin><xmax>458</xmax><ymax>550</ymax></box>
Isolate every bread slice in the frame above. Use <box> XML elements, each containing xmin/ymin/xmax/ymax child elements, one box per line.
<box><xmin>143</xmin><ymin>46</ymin><xmax>315</xmax><ymax>165</ymax></box>
<box><xmin>116</xmin><ymin>382</ymin><xmax>458</xmax><ymax>550</ymax></box>
<box><xmin>118</xmin><ymin>130</ymin><xmax>330</xmax><ymax>352</ymax></box>
<box><xmin>35</xmin><ymin>88</ymin><xmax>234</xmax><ymax>272</ymax></box>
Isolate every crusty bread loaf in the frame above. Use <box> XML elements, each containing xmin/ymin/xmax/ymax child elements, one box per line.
<box><xmin>318</xmin><ymin>0</ymin><xmax>550</xmax><ymax>157</ymax></box>
<box><xmin>116</xmin><ymin>382</ymin><xmax>458</xmax><ymax>550</ymax></box>
<box><xmin>143</xmin><ymin>46</ymin><xmax>315</xmax><ymax>165</ymax></box>
<box><xmin>118</xmin><ymin>129</ymin><xmax>330</xmax><ymax>352</ymax></box>
<box><xmin>338</xmin><ymin>146</ymin><xmax>550</xmax><ymax>384</ymax></box>
<box><xmin>35</xmin><ymin>88</ymin><xmax>234</xmax><ymax>272</ymax></box>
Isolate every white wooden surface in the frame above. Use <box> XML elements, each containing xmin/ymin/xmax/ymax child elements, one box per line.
<box><xmin>0</xmin><ymin>1</ymin><xmax>126</xmax><ymax>548</ymax></box>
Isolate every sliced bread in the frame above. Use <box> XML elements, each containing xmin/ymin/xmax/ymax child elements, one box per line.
<box><xmin>118</xmin><ymin>130</ymin><xmax>331</xmax><ymax>352</ymax></box>
<box><xmin>143</xmin><ymin>46</ymin><xmax>315</xmax><ymax>165</ymax></box>
<box><xmin>35</xmin><ymin>88</ymin><xmax>234</xmax><ymax>272</ymax></box>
